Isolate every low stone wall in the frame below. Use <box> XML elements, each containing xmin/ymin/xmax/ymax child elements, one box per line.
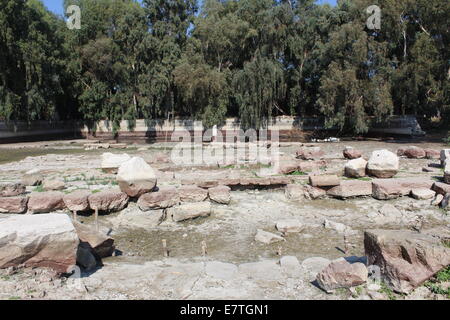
<box><xmin>0</xmin><ymin>115</ymin><xmax>424</xmax><ymax>144</ymax></box>
<box><xmin>81</xmin><ymin>117</ymin><xmax>325</xmax><ymax>143</ymax></box>
<box><xmin>0</xmin><ymin>121</ymin><xmax>82</xmax><ymax>143</ymax></box>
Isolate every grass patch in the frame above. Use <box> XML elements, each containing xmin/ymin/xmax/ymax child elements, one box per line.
<box><xmin>8</xmin><ymin>296</ymin><xmax>21</xmax><ymax>300</ymax></box>
<box><xmin>91</xmin><ymin>189</ymin><xmax>101</xmax><ymax>194</ymax></box>
<box><xmin>379</xmin><ymin>282</ymin><xmax>397</xmax><ymax>300</ymax></box>
<box><xmin>33</xmin><ymin>185</ymin><xmax>45</xmax><ymax>193</ymax></box>
<box><xmin>424</xmin><ymin>266</ymin><xmax>450</xmax><ymax>299</ymax></box>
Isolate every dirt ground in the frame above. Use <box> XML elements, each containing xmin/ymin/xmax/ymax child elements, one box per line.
<box><xmin>0</xmin><ymin>137</ymin><xmax>449</xmax><ymax>300</ymax></box>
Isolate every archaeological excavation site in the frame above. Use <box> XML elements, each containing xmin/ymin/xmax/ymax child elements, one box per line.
<box><xmin>0</xmin><ymin>138</ymin><xmax>449</xmax><ymax>301</ymax></box>
<box><xmin>1</xmin><ymin>0</ymin><xmax>449</xmax><ymax>306</ymax></box>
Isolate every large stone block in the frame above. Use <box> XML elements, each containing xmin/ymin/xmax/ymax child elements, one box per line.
<box><xmin>0</xmin><ymin>214</ymin><xmax>79</xmax><ymax>273</ymax></box>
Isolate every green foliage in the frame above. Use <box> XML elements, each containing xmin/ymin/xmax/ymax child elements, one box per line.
<box><xmin>33</xmin><ymin>185</ymin><xmax>45</xmax><ymax>193</ymax></box>
<box><xmin>288</xmin><ymin>171</ymin><xmax>307</xmax><ymax>176</ymax></box>
<box><xmin>424</xmin><ymin>267</ymin><xmax>450</xmax><ymax>298</ymax></box>
<box><xmin>379</xmin><ymin>282</ymin><xmax>397</xmax><ymax>300</ymax></box>
<box><xmin>0</xmin><ymin>0</ymin><xmax>449</xmax><ymax>135</ymax></box>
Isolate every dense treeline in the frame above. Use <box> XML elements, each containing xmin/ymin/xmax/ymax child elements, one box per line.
<box><xmin>0</xmin><ymin>0</ymin><xmax>449</xmax><ymax>134</ymax></box>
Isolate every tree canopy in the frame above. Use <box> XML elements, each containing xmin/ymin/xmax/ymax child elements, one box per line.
<box><xmin>0</xmin><ymin>0</ymin><xmax>448</xmax><ymax>134</ymax></box>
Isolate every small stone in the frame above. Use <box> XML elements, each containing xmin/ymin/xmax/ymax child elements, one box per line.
<box><xmin>42</xmin><ymin>179</ymin><xmax>65</xmax><ymax>191</ymax></box>
<box><xmin>316</xmin><ymin>258</ymin><xmax>368</xmax><ymax>292</ymax></box>
<box><xmin>276</xmin><ymin>219</ymin><xmax>304</xmax><ymax>233</ymax></box>
<box><xmin>431</xmin><ymin>194</ymin><xmax>444</xmax><ymax>206</ymax></box>
<box><xmin>345</xmin><ymin>158</ymin><xmax>367</xmax><ymax>178</ymax></box>
<box><xmin>343</xmin><ymin>147</ymin><xmax>363</xmax><ymax>160</ymax></box>
<box><xmin>0</xmin><ymin>196</ymin><xmax>28</xmax><ymax>214</ymax></box>
<box><xmin>28</xmin><ymin>192</ymin><xmax>65</xmax><ymax>213</ymax></box>
<box><xmin>63</xmin><ymin>190</ymin><xmax>91</xmax><ymax>212</ymax></box>
<box><xmin>309</xmin><ymin>175</ymin><xmax>340</xmax><ymax>187</ymax></box>
<box><xmin>296</xmin><ymin>147</ymin><xmax>325</xmax><ymax>160</ymax></box>
<box><xmin>208</xmin><ymin>185</ymin><xmax>231</xmax><ymax>204</ymax></box>
<box><xmin>255</xmin><ymin>229</ymin><xmax>285</xmax><ymax>244</ymax></box>
<box><xmin>167</xmin><ymin>202</ymin><xmax>211</xmax><ymax>222</ymax></box>
<box><xmin>410</xmin><ymin>189</ymin><xmax>435</xmax><ymax>200</ymax></box>
<box><xmin>403</xmin><ymin>146</ymin><xmax>426</xmax><ymax>159</ymax></box>
<box><xmin>0</xmin><ymin>183</ymin><xmax>26</xmax><ymax>197</ymax></box>
<box><xmin>323</xmin><ymin>219</ymin><xmax>352</xmax><ymax>234</ymax></box>
<box><xmin>88</xmin><ymin>190</ymin><xmax>129</xmax><ymax>212</ymax></box>
<box><xmin>137</xmin><ymin>187</ymin><xmax>179</xmax><ymax>210</ymax></box>
<box><xmin>285</xmin><ymin>184</ymin><xmax>305</xmax><ymax>201</ymax></box>
<box><xmin>178</xmin><ymin>185</ymin><xmax>208</xmax><ymax>203</ymax></box>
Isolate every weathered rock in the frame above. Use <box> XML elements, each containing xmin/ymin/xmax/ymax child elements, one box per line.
<box><xmin>343</xmin><ymin>147</ymin><xmax>363</xmax><ymax>160</ymax></box>
<box><xmin>219</xmin><ymin>178</ymin><xmax>241</xmax><ymax>186</ymax></box>
<box><xmin>101</xmin><ymin>153</ymin><xmax>131</xmax><ymax>173</ymax></box>
<box><xmin>367</xmin><ymin>150</ymin><xmax>399</xmax><ymax>178</ymax></box>
<box><xmin>410</xmin><ymin>188</ymin><xmax>436</xmax><ymax>200</ymax></box>
<box><xmin>208</xmin><ymin>185</ymin><xmax>231</xmax><ymax>204</ymax></box>
<box><xmin>63</xmin><ymin>190</ymin><xmax>91</xmax><ymax>212</ymax></box>
<box><xmin>76</xmin><ymin>242</ymin><xmax>98</xmax><ymax>271</ymax></box>
<box><xmin>285</xmin><ymin>184</ymin><xmax>305</xmax><ymax>201</ymax></box>
<box><xmin>431</xmin><ymin>194</ymin><xmax>444</xmax><ymax>206</ymax></box>
<box><xmin>269</xmin><ymin>176</ymin><xmax>292</xmax><ymax>186</ymax></box>
<box><xmin>397</xmin><ymin>148</ymin><xmax>406</xmax><ymax>157</ymax></box>
<box><xmin>296</xmin><ymin>147</ymin><xmax>325</xmax><ymax>160</ymax></box>
<box><xmin>113</xmin><ymin>207</ymin><xmax>165</xmax><ymax>229</ymax></box>
<box><xmin>240</xmin><ymin>177</ymin><xmax>271</xmax><ymax>187</ymax></box>
<box><xmin>432</xmin><ymin>182</ymin><xmax>450</xmax><ymax>195</ymax></box>
<box><xmin>278</xmin><ymin>160</ymin><xmax>299</xmax><ymax>175</ymax></box>
<box><xmin>304</xmin><ymin>185</ymin><xmax>327</xmax><ymax>199</ymax></box>
<box><xmin>403</xmin><ymin>146</ymin><xmax>426</xmax><ymax>159</ymax></box>
<box><xmin>42</xmin><ymin>179</ymin><xmax>65</xmax><ymax>191</ymax></box>
<box><xmin>372</xmin><ymin>178</ymin><xmax>434</xmax><ymax>200</ymax></box>
<box><xmin>0</xmin><ymin>214</ymin><xmax>79</xmax><ymax>273</ymax></box>
<box><xmin>297</xmin><ymin>160</ymin><xmax>328</xmax><ymax>173</ymax></box>
<box><xmin>327</xmin><ymin>180</ymin><xmax>372</xmax><ymax>199</ymax></box>
<box><xmin>197</xmin><ymin>180</ymin><xmax>219</xmax><ymax>189</ymax></box>
<box><xmin>440</xmin><ymin>149</ymin><xmax>450</xmax><ymax>167</ymax></box>
<box><xmin>137</xmin><ymin>187</ymin><xmax>180</xmax><ymax>210</ymax></box>
<box><xmin>117</xmin><ymin>157</ymin><xmax>157</xmax><ymax>197</ymax></box>
<box><xmin>424</xmin><ymin>149</ymin><xmax>440</xmax><ymax>160</ymax></box>
<box><xmin>364</xmin><ymin>229</ymin><xmax>450</xmax><ymax>293</ymax></box>
<box><xmin>0</xmin><ymin>196</ymin><xmax>28</xmax><ymax>214</ymax></box>
<box><xmin>255</xmin><ymin>229</ymin><xmax>285</xmax><ymax>244</ymax></box>
<box><xmin>441</xmin><ymin>194</ymin><xmax>450</xmax><ymax>210</ymax></box>
<box><xmin>21</xmin><ymin>172</ymin><xmax>43</xmax><ymax>186</ymax></box>
<box><xmin>0</xmin><ymin>183</ymin><xmax>26</xmax><ymax>197</ymax></box>
<box><xmin>178</xmin><ymin>185</ymin><xmax>208</xmax><ymax>203</ymax></box>
<box><xmin>445</xmin><ymin>162</ymin><xmax>450</xmax><ymax>184</ymax></box>
<box><xmin>275</xmin><ymin>219</ymin><xmax>304</xmax><ymax>233</ymax></box>
<box><xmin>344</xmin><ymin>158</ymin><xmax>367</xmax><ymax>178</ymax></box>
<box><xmin>323</xmin><ymin>219</ymin><xmax>353</xmax><ymax>235</ymax></box>
<box><xmin>28</xmin><ymin>192</ymin><xmax>65</xmax><ymax>213</ymax></box>
<box><xmin>309</xmin><ymin>175</ymin><xmax>340</xmax><ymax>187</ymax></box>
<box><xmin>168</xmin><ymin>202</ymin><xmax>211</xmax><ymax>222</ymax></box>
<box><xmin>73</xmin><ymin>221</ymin><xmax>114</xmax><ymax>258</ymax></box>
<box><xmin>316</xmin><ymin>258</ymin><xmax>368</xmax><ymax>292</ymax></box>
<box><xmin>88</xmin><ymin>190</ymin><xmax>129</xmax><ymax>212</ymax></box>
